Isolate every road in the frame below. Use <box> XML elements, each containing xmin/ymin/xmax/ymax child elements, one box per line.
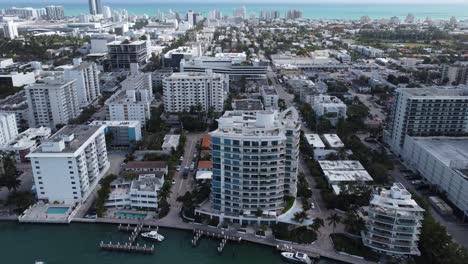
<box><xmin>159</xmin><ymin>133</ymin><xmax>204</xmax><ymax>226</ymax></box>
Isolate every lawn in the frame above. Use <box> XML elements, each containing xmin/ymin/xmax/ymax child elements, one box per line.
<box><xmin>330</xmin><ymin>233</ymin><xmax>380</xmax><ymax>261</ymax></box>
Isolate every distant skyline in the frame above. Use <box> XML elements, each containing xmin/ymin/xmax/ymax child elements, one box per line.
<box><xmin>0</xmin><ymin>0</ymin><xmax>467</xmax><ymax>4</ymax></box>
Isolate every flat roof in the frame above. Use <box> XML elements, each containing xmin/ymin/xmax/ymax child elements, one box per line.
<box><xmin>124</xmin><ymin>161</ymin><xmax>168</xmax><ymax>169</ymax></box>
<box><xmin>400</xmin><ymin>86</ymin><xmax>468</xmax><ymax>98</ymax></box>
<box><xmin>233</xmin><ymin>99</ymin><xmax>264</xmax><ymax>111</ymax></box>
<box><xmin>32</xmin><ymin>125</ymin><xmax>103</xmax><ymax>154</ymax></box>
<box><xmin>324</xmin><ymin>170</ymin><xmax>373</xmax><ymax>183</ymax></box>
<box><xmin>322</xmin><ymin>134</ymin><xmax>345</xmax><ymax>148</ymax></box>
<box><xmin>261</xmin><ymin>86</ymin><xmax>278</xmax><ymax>95</ymax></box>
<box><xmin>304</xmin><ymin>134</ymin><xmax>325</xmax><ymax>148</ymax></box>
<box><xmin>319</xmin><ymin>160</ymin><xmax>365</xmax><ymax>171</ymax></box>
<box><xmin>90</xmin><ymin>120</ymin><xmax>141</xmax><ymax>127</ymax></box>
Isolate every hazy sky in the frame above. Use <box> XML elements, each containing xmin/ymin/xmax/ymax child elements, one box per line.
<box><xmin>1</xmin><ymin>0</ymin><xmax>467</xmax><ymax>4</ymax></box>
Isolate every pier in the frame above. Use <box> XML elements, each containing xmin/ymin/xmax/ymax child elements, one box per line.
<box><xmin>99</xmin><ymin>223</ymin><xmax>160</xmax><ymax>254</ymax></box>
<box><xmin>192</xmin><ymin>227</ymin><xmax>242</xmax><ymax>253</ymax></box>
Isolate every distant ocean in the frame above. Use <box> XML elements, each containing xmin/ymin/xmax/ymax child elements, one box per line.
<box><xmin>1</xmin><ymin>2</ymin><xmax>468</xmax><ymax>20</ymax></box>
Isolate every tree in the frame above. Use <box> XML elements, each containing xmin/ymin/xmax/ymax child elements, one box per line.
<box><xmin>343</xmin><ymin>210</ymin><xmax>365</xmax><ymax>235</ymax></box>
<box><xmin>293</xmin><ymin>210</ymin><xmax>309</xmax><ymax>223</ymax></box>
<box><xmin>327</xmin><ymin>213</ymin><xmax>341</xmax><ymax>233</ymax></box>
<box><xmin>310</xmin><ymin>217</ymin><xmax>325</xmax><ymax>234</ymax></box>
<box><xmin>0</xmin><ymin>153</ymin><xmax>21</xmax><ymax>192</ymax></box>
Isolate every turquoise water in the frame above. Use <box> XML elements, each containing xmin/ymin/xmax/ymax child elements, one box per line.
<box><xmin>1</xmin><ymin>2</ymin><xmax>467</xmax><ymax>20</ymax></box>
<box><xmin>115</xmin><ymin>212</ymin><xmax>147</xmax><ymax>219</ymax></box>
<box><xmin>0</xmin><ymin>222</ymin><xmax>340</xmax><ymax>264</ymax></box>
<box><xmin>45</xmin><ymin>207</ymin><xmax>69</xmax><ymax>214</ymax></box>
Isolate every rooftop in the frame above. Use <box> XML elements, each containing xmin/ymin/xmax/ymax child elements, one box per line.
<box><xmin>90</xmin><ymin>120</ymin><xmax>141</xmax><ymax>127</ymax></box>
<box><xmin>233</xmin><ymin>99</ymin><xmax>264</xmax><ymax>111</ymax></box>
<box><xmin>124</xmin><ymin>161</ymin><xmax>168</xmax><ymax>169</ymax></box>
<box><xmin>319</xmin><ymin>160</ymin><xmax>365</xmax><ymax>171</ymax></box>
<box><xmin>261</xmin><ymin>85</ymin><xmax>278</xmax><ymax>95</ymax></box>
<box><xmin>30</xmin><ymin>125</ymin><xmax>103</xmax><ymax>154</ymax></box>
<box><xmin>322</xmin><ymin>134</ymin><xmax>345</xmax><ymax>148</ymax></box>
<box><xmin>323</xmin><ymin>170</ymin><xmax>373</xmax><ymax>183</ymax></box>
<box><xmin>130</xmin><ymin>174</ymin><xmax>164</xmax><ymax>192</ymax></box>
<box><xmin>304</xmin><ymin>134</ymin><xmax>325</xmax><ymax>148</ymax></box>
<box><xmin>399</xmin><ymin>86</ymin><xmax>468</xmax><ymax>98</ymax></box>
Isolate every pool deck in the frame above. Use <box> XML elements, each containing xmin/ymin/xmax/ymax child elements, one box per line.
<box><xmin>19</xmin><ymin>203</ymin><xmax>78</xmax><ymax>224</ymax></box>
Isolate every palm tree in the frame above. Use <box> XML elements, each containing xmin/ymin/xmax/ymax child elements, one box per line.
<box><xmin>293</xmin><ymin>211</ymin><xmax>309</xmax><ymax>223</ymax></box>
<box><xmin>327</xmin><ymin>213</ymin><xmax>341</xmax><ymax>234</ymax></box>
<box><xmin>310</xmin><ymin>217</ymin><xmax>325</xmax><ymax>234</ymax></box>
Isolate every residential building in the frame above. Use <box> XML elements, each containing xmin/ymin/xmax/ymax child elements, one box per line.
<box><xmin>362</xmin><ymin>183</ymin><xmax>424</xmax><ymax>256</ymax></box>
<box><xmin>3</xmin><ymin>20</ymin><xmax>18</xmax><ymax>39</ymax></box>
<box><xmin>90</xmin><ymin>33</ymin><xmax>116</xmax><ymax>54</ymax></box>
<box><xmin>384</xmin><ymin>86</ymin><xmax>468</xmax><ymax>154</ymax></box>
<box><xmin>0</xmin><ymin>90</ymin><xmax>29</xmax><ymax>131</ymax></box>
<box><xmin>45</xmin><ymin>6</ymin><xmax>65</xmax><ymax>20</ymax></box>
<box><xmin>121</xmin><ymin>66</ymin><xmax>153</xmax><ymax>100</ymax></box>
<box><xmin>105</xmin><ymin>174</ymin><xmax>163</xmax><ymax>210</ymax></box>
<box><xmin>232</xmin><ymin>99</ymin><xmax>264</xmax><ymax>113</ymax></box>
<box><xmin>0</xmin><ymin>126</ymin><xmax>51</xmax><ymax>163</ymax></box>
<box><xmin>161</xmin><ymin>134</ymin><xmax>180</xmax><ymax>152</ymax></box>
<box><xmin>63</xmin><ymin>58</ymin><xmax>101</xmax><ymax>108</ymax></box>
<box><xmin>318</xmin><ymin>160</ymin><xmax>373</xmax><ymax>194</ymax></box>
<box><xmin>0</xmin><ymin>71</ymin><xmax>35</xmax><ymax>87</ymax></box>
<box><xmin>260</xmin><ymin>86</ymin><xmax>279</xmax><ymax>109</ymax></box>
<box><xmin>25</xmin><ymin>78</ymin><xmax>80</xmax><ymax>129</ymax></box>
<box><xmin>441</xmin><ymin>62</ymin><xmax>468</xmax><ymax>85</ymax></box>
<box><xmin>201</xmin><ymin>108</ymin><xmax>300</xmax><ymax>224</ymax></box>
<box><xmin>89</xmin><ymin>0</ymin><xmax>102</xmax><ymax>15</ymax></box>
<box><xmin>322</xmin><ymin>134</ymin><xmax>345</xmax><ymax>148</ymax></box>
<box><xmin>311</xmin><ymin>95</ymin><xmax>347</xmax><ymax>126</ymax></box>
<box><xmin>350</xmin><ymin>45</ymin><xmax>385</xmax><ymax>58</ymax></box>
<box><xmin>27</xmin><ymin>125</ymin><xmax>110</xmax><ymax>204</ymax></box>
<box><xmin>0</xmin><ymin>113</ymin><xmax>18</xmax><ymax>146</ymax></box>
<box><xmin>107</xmin><ymin>40</ymin><xmax>149</xmax><ymax>70</ymax></box>
<box><xmin>90</xmin><ymin>120</ymin><xmax>142</xmax><ymax>148</ymax></box>
<box><xmin>162</xmin><ymin>70</ymin><xmax>229</xmax><ymax>113</ymax></box>
<box><xmin>402</xmin><ymin>136</ymin><xmax>468</xmax><ymax>218</ymax></box>
<box><xmin>105</xmin><ymin>88</ymin><xmax>152</xmax><ymax>126</ymax></box>
<box><xmin>4</xmin><ymin>7</ymin><xmax>43</xmax><ymax>19</ymax></box>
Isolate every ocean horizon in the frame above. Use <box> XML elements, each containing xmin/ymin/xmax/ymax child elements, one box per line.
<box><xmin>1</xmin><ymin>2</ymin><xmax>468</xmax><ymax>20</ymax></box>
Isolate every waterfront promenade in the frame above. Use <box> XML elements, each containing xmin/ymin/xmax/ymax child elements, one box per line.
<box><xmin>72</xmin><ymin>217</ymin><xmax>374</xmax><ymax>264</ymax></box>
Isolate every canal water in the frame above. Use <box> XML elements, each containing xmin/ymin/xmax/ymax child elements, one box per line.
<box><xmin>0</xmin><ymin>222</ymin><xmax>341</xmax><ymax>264</ymax></box>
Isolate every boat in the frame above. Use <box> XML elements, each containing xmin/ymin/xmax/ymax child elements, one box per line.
<box><xmin>280</xmin><ymin>252</ymin><xmax>312</xmax><ymax>264</ymax></box>
<box><xmin>141</xmin><ymin>231</ymin><xmax>165</xmax><ymax>241</ymax></box>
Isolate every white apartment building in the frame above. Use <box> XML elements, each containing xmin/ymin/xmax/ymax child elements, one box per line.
<box><xmin>0</xmin><ymin>113</ymin><xmax>19</xmax><ymax>146</ymax></box>
<box><xmin>3</xmin><ymin>21</ymin><xmax>19</xmax><ymax>39</ymax></box>
<box><xmin>106</xmin><ymin>174</ymin><xmax>163</xmax><ymax>210</ymax></box>
<box><xmin>121</xmin><ymin>67</ymin><xmax>153</xmax><ymax>102</ymax></box>
<box><xmin>90</xmin><ymin>120</ymin><xmax>142</xmax><ymax>148</ymax></box>
<box><xmin>0</xmin><ymin>126</ymin><xmax>51</xmax><ymax>163</ymax></box>
<box><xmin>63</xmin><ymin>58</ymin><xmax>101</xmax><ymax>108</ymax></box>
<box><xmin>27</xmin><ymin>125</ymin><xmax>110</xmax><ymax>204</ymax></box>
<box><xmin>45</xmin><ymin>5</ymin><xmax>64</xmax><ymax>20</ymax></box>
<box><xmin>0</xmin><ymin>71</ymin><xmax>36</xmax><ymax>87</ymax></box>
<box><xmin>163</xmin><ymin>70</ymin><xmax>229</xmax><ymax>113</ymax></box>
<box><xmin>25</xmin><ymin>78</ymin><xmax>80</xmax><ymax>129</ymax></box>
<box><xmin>402</xmin><ymin>136</ymin><xmax>468</xmax><ymax>218</ymax></box>
<box><xmin>201</xmin><ymin>108</ymin><xmax>301</xmax><ymax>225</ymax></box>
<box><xmin>384</xmin><ymin>86</ymin><xmax>468</xmax><ymax>154</ymax></box>
<box><xmin>362</xmin><ymin>183</ymin><xmax>424</xmax><ymax>256</ymax></box>
<box><xmin>90</xmin><ymin>33</ymin><xmax>116</xmax><ymax>54</ymax></box>
<box><xmin>260</xmin><ymin>85</ymin><xmax>279</xmax><ymax>109</ymax></box>
<box><xmin>311</xmin><ymin>95</ymin><xmax>347</xmax><ymax>126</ymax></box>
<box><xmin>0</xmin><ymin>90</ymin><xmax>29</xmax><ymax>131</ymax></box>
<box><xmin>105</xmin><ymin>89</ymin><xmax>151</xmax><ymax>126</ymax></box>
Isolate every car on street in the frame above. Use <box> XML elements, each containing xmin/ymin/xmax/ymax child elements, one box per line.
<box><xmin>176</xmin><ymin>165</ymin><xmax>181</xmax><ymax>171</ymax></box>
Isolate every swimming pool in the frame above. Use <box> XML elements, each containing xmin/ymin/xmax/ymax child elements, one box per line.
<box><xmin>115</xmin><ymin>212</ymin><xmax>147</xmax><ymax>219</ymax></box>
<box><xmin>46</xmin><ymin>207</ymin><xmax>69</xmax><ymax>214</ymax></box>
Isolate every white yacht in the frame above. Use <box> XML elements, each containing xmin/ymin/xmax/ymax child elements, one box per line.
<box><xmin>280</xmin><ymin>252</ymin><xmax>312</xmax><ymax>264</ymax></box>
<box><xmin>141</xmin><ymin>230</ymin><xmax>165</xmax><ymax>241</ymax></box>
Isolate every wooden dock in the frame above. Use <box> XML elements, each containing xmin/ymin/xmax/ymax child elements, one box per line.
<box><xmin>99</xmin><ymin>223</ymin><xmax>160</xmax><ymax>254</ymax></box>
<box><xmin>192</xmin><ymin>228</ymin><xmax>242</xmax><ymax>253</ymax></box>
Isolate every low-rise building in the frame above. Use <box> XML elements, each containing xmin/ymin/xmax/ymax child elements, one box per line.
<box><xmin>322</xmin><ymin>134</ymin><xmax>345</xmax><ymax>148</ymax></box>
<box><xmin>311</xmin><ymin>95</ymin><xmax>347</xmax><ymax>126</ymax></box>
<box><xmin>362</xmin><ymin>183</ymin><xmax>424</xmax><ymax>256</ymax></box>
<box><xmin>122</xmin><ymin>161</ymin><xmax>168</xmax><ymax>175</ymax></box>
<box><xmin>0</xmin><ymin>126</ymin><xmax>51</xmax><ymax>163</ymax></box>
<box><xmin>319</xmin><ymin>160</ymin><xmax>373</xmax><ymax>194</ymax></box>
<box><xmin>105</xmin><ymin>174</ymin><xmax>163</xmax><ymax>210</ymax></box>
<box><xmin>0</xmin><ymin>71</ymin><xmax>35</xmax><ymax>87</ymax></box>
<box><xmin>260</xmin><ymin>85</ymin><xmax>279</xmax><ymax>109</ymax></box>
<box><xmin>161</xmin><ymin>134</ymin><xmax>180</xmax><ymax>152</ymax></box>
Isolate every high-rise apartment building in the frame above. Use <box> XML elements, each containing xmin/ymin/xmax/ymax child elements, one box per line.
<box><xmin>3</xmin><ymin>21</ymin><xmax>19</xmax><ymax>39</ymax></box>
<box><xmin>0</xmin><ymin>113</ymin><xmax>18</xmax><ymax>146</ymax></box>
<box><xmin>362</xmin><ymin>183</ymin><xmax>424</xmax><ymax>256</ymax></box>
<box><xmin>162</xmin><ymin>70</ymin><xmax>229</xmax><ymax>113</ymax></box>
<box><xmin>205</xmin><ymin>108</ymin><xmax>300</xmax><ymax>224</ymax></box>
<box><xmin>45</xmin><ymin>6</ymin><xmax>65</xmax><ymax>20</ymax></box>
<box><xmin>63</xmin><ymin>58</ymin><xmax>101</xmax><ymax>108</ymax></box>
<box><xmin>89</xmin><ymin>0</ymin><xmax>102</xmax><ymax>15</ymax></box>
<box><xmin>25</xmin><ymin>78</ymin><xmax>80</xmax><ymax>129</ymax></box>
<box><xmin>27</xmin><ymin>125</ymin><xmax>109</xmax><ymax>204</ymax></box>
<box><xmin>384</xmin><ymin>86</ymin><xmax>468</xmax><ymax>154</ymax></box>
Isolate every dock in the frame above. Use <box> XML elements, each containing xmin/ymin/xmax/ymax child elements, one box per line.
<box><xmin>99</xmin><ymin>223</ymin><xmax>160</xmax><ymax>254</ymax></box>
<box><xmin>192</xmin><ymin>228</ymin><xmax>242</xmax><ymax>253</ymax></box>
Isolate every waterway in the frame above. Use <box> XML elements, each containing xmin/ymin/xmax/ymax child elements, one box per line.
<box><xmin>0</xmin><ymin>222</ymin><xmax>341</xmax><ymax>264</ymax></box>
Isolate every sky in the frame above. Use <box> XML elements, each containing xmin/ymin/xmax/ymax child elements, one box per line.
<box><xmin>1</xmin><ymin>0</ymin><xmax>467</xmax><ymax>4</ymax></box>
